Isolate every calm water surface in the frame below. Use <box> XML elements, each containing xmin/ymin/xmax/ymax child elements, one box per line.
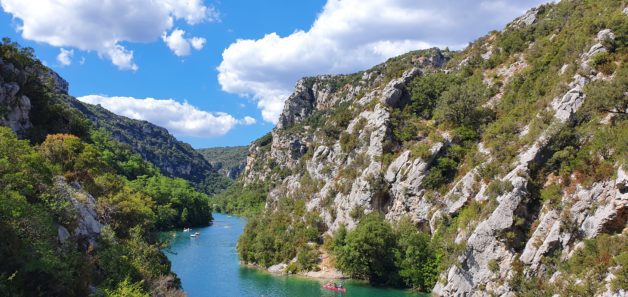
<box><xmin>165</xmin><ymin>213</ymin><xmax>427</xmax><ymax>297</ymax></box>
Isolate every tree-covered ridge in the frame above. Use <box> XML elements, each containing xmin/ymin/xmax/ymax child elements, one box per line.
<box><xmin>0</xmin><ymin>40</ymin><xmax>215</xmax><ymax>296</ymax></box>
<box><xmin>62</xmin><ymin>97</ymin><xmax>232</xmax><ymax>195</ymax></box>
<box><xmin>228</xmin><ymin>0</ymin><xmax>627</xmax><ymax>295</ymax></box>
<box><xmin>197</xmin><ymin>146</ymin><xmax>248</xmax><ymax>179</ymax></box>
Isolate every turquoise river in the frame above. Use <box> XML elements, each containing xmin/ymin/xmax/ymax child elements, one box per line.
<box><xmin>164</xmin><ymin>213</ymin><xmax>428</xmax><ymax>297</ymax></box>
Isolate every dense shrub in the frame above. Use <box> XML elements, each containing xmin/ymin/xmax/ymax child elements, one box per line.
<box><xmin>237</xmin><ymin>198</ymin><xmax>324</xmax><ymax>268</ymax></box>
<box><xmin>433</xmin><ymin>77</ymin><xmax>492</xmax><ymax>129</ymax></box>
<box><xmin>130</xmin><ymin>176</ymin><xmax>213</xmax><ymax>229</ymax></box>
<box><xmin>394</xmin><ymin>218</ymin><xmax>441</xmax><ymax>291</ymax></box>
<box><xmin>407</xmin><ymin>73</ymin><xmax>456</xmax><ymax>119</ymax></box>
<box><xmin>335</xmin><ymin>213</ymin><xmax>399</xmax><ymax>285</ymax></box>
<box><xmin>209</xmin><ymin>181</ymin><xmax>268</xmax><ymax>217</ymax></box>
<box><xmin>332</xmin><ymin>214</ymin><xmax>440</xmax><ymax>290</ymax></box>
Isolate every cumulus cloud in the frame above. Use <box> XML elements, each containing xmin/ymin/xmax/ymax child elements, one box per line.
<box><xmin>0</xmin><ymin>0</ymin><xmax>217</xmax><ymax>70</ymax></box>
<box><xmin>77</xmin><ymin>95</ymin><xmax>254</xmax><ymax>138</ymax></box>
<box><xmin>190</xmin><ymin>37</ymin><xmax>207</xmax><ymax>50</ymax></box>
<box><xmin>218</xmin><ymin>0</ymin><xmax>549</xmax><ymax>122</ymax></box>
<box><xmin>57</xmin><ymin>48</ymin><xmax>73</xmax><ymax>66</ymax></box>
<box><xmin>239</xmin><ymin>116</ymin><xmax>257</xmax><ymax>125</ymax></box>
<box><xmin>162</xmin><ymin>29</ymin><xmax>206</xmax><ymax>57</ymax></box>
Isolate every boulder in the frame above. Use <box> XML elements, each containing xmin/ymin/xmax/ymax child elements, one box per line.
<box><xmin>268</xmin><ymin>263</ymin><xmax>287</xmax><ymax>274</ymax></box>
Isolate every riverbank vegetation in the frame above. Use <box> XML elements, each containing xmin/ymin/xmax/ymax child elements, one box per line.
<box><xmin>237</xmin><ymin>198</ymin><xmax>324</xmax><ymax>269</ymax></box>
<box><xmin>330</xmin><ymin>214</ymin><xmax>440</xmax><ymax>291</ymax></box>
<box><xmin>209</xmin><ymin>181</ymin><xmax>269</xmax><ymax>217</ymax></box>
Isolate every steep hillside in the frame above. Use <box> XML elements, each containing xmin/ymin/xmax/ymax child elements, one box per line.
<box><xmin>225</xmin><ymin>1</ymin><xmax>627</xmax><ymax>296</ymax></box>
<box><xmin>1</xmin><ymin>49</ymin><xmax>230</xmax><ymax>196</ymax></box>
<box><xmin>197</xmin><ymin>146</ymin><xmax>248</xmax><ymax>179</ymax></box>
<box><xmin>62</xmin><ymin>97</ymin><xmax>232</xmax><ymax>195</ymax></box>
<box><xmin>0</xmin><ymin>41</ymin><xmax>229</xmax><ymax>194</ymax></box>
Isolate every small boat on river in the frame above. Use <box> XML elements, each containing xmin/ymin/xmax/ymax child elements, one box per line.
<box><xmin>190</xmin><ymin>232</ymin><xmax>200</xmax><ymax>238</ymax></box>
<box><xmin>323</xmin><ymin>282</ymin><xmax>346</xmax><ymax>293</ymax></box>
<box><xmin>183</xmin><ymin>228</ymin><xmax>191</xmax><ymax>232</ymax></box>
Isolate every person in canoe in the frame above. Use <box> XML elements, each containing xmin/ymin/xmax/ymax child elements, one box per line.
<box><xmin>323</xmin><ymin>281</ymin><xmax>346</xmax><ymax>292</ymax></box>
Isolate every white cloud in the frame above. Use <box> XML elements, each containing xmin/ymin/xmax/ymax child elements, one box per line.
<box><xmin>162</xmin><ymin>29</ymin><xmax>206</xmax><ymax>57</ymax></box>
<box><xmin>162</xmin><ymin>0</ymin><xmax>220</xmax><ymax>24</ymax></box>
<box><xmin>77</xmin><ymin>95</ymin><xmax>254</xmax><ymax>138</ymax></box>
<box><xmin>190</xmin><ymin>37</ymin><xmax>207</xmax><ymax>50</ymax></box>
<box><xmin>218</xmin><ymin>0</ymin><xmax>549</xmax><ymax>122</ymax></box>
<box><xmin>0</xmin><ymin>0</ymin><xmax>217</xmax><ymax>70</ymax></box>
<box><xmin>240</xmin><ymin>116</ymin><xmax>257</xmax><ymax>125</ymax></box>
<box><xmin>56</xmin><ymin>48</ymin><xmax>73</xmax><ymax>66</ymax></box>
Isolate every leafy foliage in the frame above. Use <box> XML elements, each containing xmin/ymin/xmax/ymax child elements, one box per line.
<box><xmin>332</xmin><ymin>214</ymin><xmax>440</xmax><ymax>290</ymax></box>
<box><xmin>237</xmin><ymin>198</ymin><xmax>324</xmax><ymax>268</ymax></box>
<box><xmin>209</xmin><ymin>181</ymin><xmax>269</xmax><ymax>217</ymax></box>
<box><xmin>334</xmin><ymin>213</ymin><xmax>399</xmax><ymax>284</ymax></box>
<box><xmin>433</xmin><ymin>77</ymin><xmax>493</xmax><ymax>129</ymax></box>
<box><xmin>407</xmin><ymin>73</ymin><xmax>456</xmax><ymax>120</ymax></box>
<box><xmin>129</xmin><ymin>175</ymin><xmax>213</xmax><ymax>229</ymax></box>
<box><xmin>0</xmin><ymin>127</ymin><xmax>87</xmax><ymax>297</ymax></box>
<box><xmin>0</xmin><ymin>125</ymin><xmax>200</xmax><ymax>296</ymax></box>
<box><xmin>394</xmin><ymin>218</ymin><xmax>440</xmax><ymax>291</ymax></box>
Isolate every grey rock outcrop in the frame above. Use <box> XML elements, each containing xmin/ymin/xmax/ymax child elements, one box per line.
<box><xmin>551</xmin><ymin>74</ymin><xmax>588</xmax><ymax>122</ymax></box>
<box><xmin>268</xmin><ymin>263</ymin><xmax>287</xmax><ymax>274</ymax></box>
<box><xmin>277</xmin><ymin>80</ymin><xmax>318</xmax><ymax>130</ymax></box>
<box><xmin>510</xmin><ymin>6</ymin><xmax>539</xmax><ymax>28</ymax></box>
<box><xmin>53</xmin><ymin>177</ymin><xmax>103</xmax><ymax>246</ymax></box>
<box><xmin>380</xmin><ymin>68</ymin><xmax>420</xmax><ymax>107</ymax></box>
<box><xmin>0</xmin><ymin>60</ymin><xmax>33</xmax><ymax>135</ymax></box>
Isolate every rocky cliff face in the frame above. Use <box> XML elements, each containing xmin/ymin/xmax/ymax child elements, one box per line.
<box><xmin>0</xmin><ymin>55</ymin><xmax>68</xmax><ymax>136</ymax></box>
<box><xmin>240</xmin><ymin>2</ymin><xmax>627</xmax><ymax>296</ymax></box>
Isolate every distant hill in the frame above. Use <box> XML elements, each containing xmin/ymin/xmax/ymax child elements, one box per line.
<box><xmin>197</xmin><ymin>146</ymin><xmax>248</xmax><ymax>179</ymax></box>
<box><xmin>0</xmin><ymin>41</ymin><xmax>230</xmax><ymax>195</ymax></box>
<box><xmin>60</xmin><ymin>97</ymin><xmax>232</xmax><ymax>195</ymax></box>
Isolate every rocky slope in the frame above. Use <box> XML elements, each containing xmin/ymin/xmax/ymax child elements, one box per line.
<box><xmin>197</xmin><ymin>146</ymin><xmax>248</xmax><ymax>179</ymax></box>
<box><xmin>238</xmin><ymin>2</ymin><xmax>627</xmax><ymax>296</ymax></box>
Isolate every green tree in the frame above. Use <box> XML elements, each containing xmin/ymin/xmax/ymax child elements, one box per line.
<box><xmin>434</xmin><ymin>78</ymin><xmax>491</xmax><ymax>128</ymax></box>
<box><xmin>583</xmin><ymin>65</ymin><xmax>627</xmax><ymax>115</ymax></box>
<box><xmin>335</xmin><ymin>213</ymin><xmax>399</xmax><ymax>285</ymax></box>
<box><xmin>129</xmin><ymin>175</ymin><xmax>212</xmax><ymax>229</ymax></box>
<box><xmin>104</xmin><ymin>279</ymin><xmax>149</xmax><ymax>297</ymax></box>
<box><xmin>180</xmin><ymin>208</ymin><xmax>189</xmax><ymax>226</ymax></box>
<box><xmin>407</xmin><ymin>72</ymin><xmax>455</xmax><ymax>119</ymax></box>
<box><xmin>99</xmin><ymin>188</ymin><xmax>156</xmax><ymax>237</ymax></box>
<box><xmin>394</xmin><ymin>218</ymin><xmax>440</xmax><ymax>291</ymax></box>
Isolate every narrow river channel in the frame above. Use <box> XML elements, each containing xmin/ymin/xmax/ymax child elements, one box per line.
<box><xmin>165</xmin><ymin>213</ymin><xmax>427</xmax><ymax>297</ymax></box>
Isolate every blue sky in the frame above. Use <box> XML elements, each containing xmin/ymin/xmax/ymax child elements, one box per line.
<box><xmin>0</xmin><ymin>0</ymin><xmax>547</xmax><ymax>148</ymax></box>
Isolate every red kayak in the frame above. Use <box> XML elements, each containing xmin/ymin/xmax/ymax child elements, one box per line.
<box><xmin>323</xmin><ymin>284</ymin><xmax>346</xmax><ymax>292</ymax></box>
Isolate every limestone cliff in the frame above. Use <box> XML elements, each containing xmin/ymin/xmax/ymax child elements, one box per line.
<box><xmin>239</xmin><ymin>2</ymin><xmax>627</xmax><ymax>296</ymax></box>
